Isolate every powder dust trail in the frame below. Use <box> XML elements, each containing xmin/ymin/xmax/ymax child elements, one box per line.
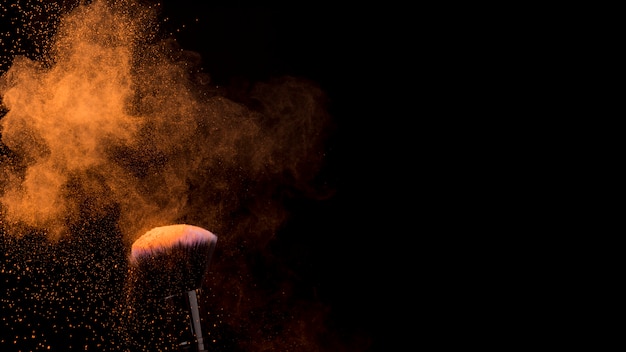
<box><xmin>0</xmin><ymin>0</ymin><xmax>333</xmax><ymax>245</ymax></box>
<box><xmin>0</xmin><ymin>0</ymin><xmax>152</xmax><ymax>239</ymax></box>
<box><xmin>1</xmin><ymin>0</ymin><xmax>340</xmax><ymax>351</ymax></box>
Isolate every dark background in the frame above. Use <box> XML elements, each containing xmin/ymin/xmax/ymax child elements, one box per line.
<box><xmin>1</xmin><ymin>1</ymin><xmax>394</xmax><ymax>350</ymax></box>
<box><xmin>153</xmin><ymin>6</ymin><xmax>394</xmax><ymax>351</ymax></box>
<box><xmin>159</xmin><ymin>3</ymin><xmax>390</xmax><ymax>350</ymax></box>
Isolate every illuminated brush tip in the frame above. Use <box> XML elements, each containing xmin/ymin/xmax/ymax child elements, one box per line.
<box><xmin>130</xmin><ymin>224</ymin><xmax>217</xmax><ymax>261</ymax></box>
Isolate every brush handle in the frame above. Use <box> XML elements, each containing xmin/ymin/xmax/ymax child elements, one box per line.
<box><xmin>187</xmin><ymin>289</ymin><xmax>208</xmax><ymax>352</ymax></box>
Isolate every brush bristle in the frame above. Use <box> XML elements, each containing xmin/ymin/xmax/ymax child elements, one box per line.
<box><xmin>130</xmin><ymin>224</ymin><xmax>217</xmax><ymax>263</ymax></box>
<box><xmin>129</xmin><ymin>224</ymin><xmax>218</xmax><ymax>296</ymax></box>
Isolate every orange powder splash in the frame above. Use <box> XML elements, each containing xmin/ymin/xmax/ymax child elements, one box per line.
<box><xmin>0</xmin><ymin>0</ymin><xmax>331</xmax><ymax>244</ymax></box>
<box><xmin>0</xmin><ymin>1</ymin><xmax>336</xmax><ymax>349</ymax></box>
<box><xmin>0</xmin><ymin>0</ymin><xmax>151</xmax><ymax>239</ymax></box>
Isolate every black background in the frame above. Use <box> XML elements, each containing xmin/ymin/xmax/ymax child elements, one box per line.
<box><xmin>154</xmin><ymin>4</ymin><xmax>395</xmax><ymax>349</ymax></box>
<box><xmin>166</xmin><ymin>3</ymin><xmax>390</xmax><ymax>350</ymax></box>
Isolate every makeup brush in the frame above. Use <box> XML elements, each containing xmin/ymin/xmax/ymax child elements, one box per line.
<box><xmin>127</xmin><ymin>224</ymin><xmax>217</xmax><ymax>352</ymax></box>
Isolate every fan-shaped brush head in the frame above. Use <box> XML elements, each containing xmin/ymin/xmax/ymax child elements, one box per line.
<box><xmin>129</xmin><ymin>224</ymin><xmax>217</xmax><ymax>298</ymax></box>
